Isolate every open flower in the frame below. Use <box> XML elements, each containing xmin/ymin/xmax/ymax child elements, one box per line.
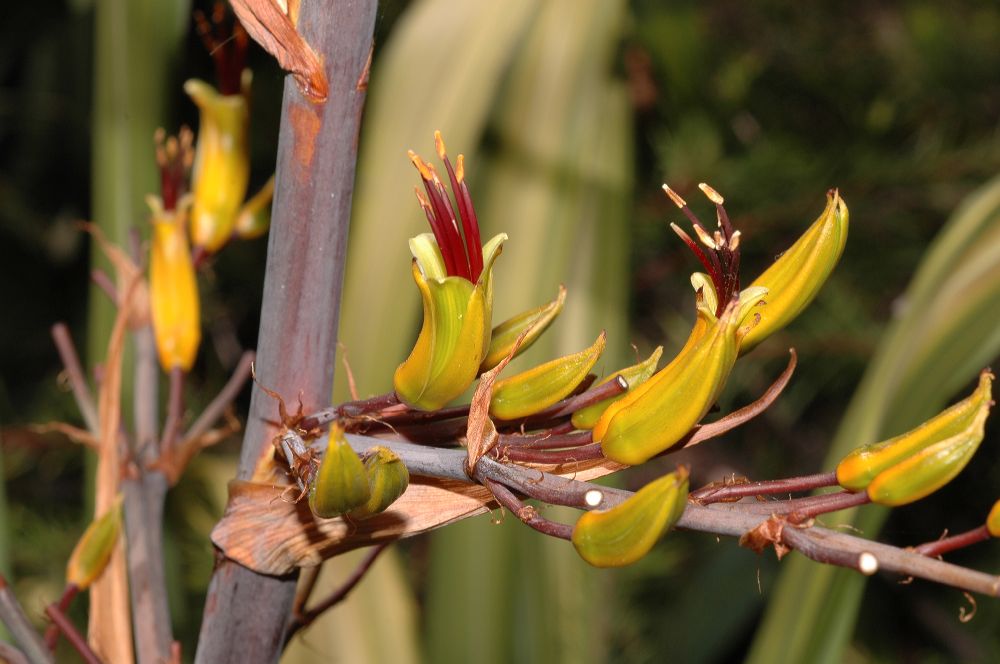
<box><xmin>393</xmin><ymin>132</ymin><xmax>507</xmax><ymax>411</ymax></box>
<box><xmin>185</xmin><ymin>73</ymin><xmax>252</xmax><ymax>256</ymax></box>
<box><xmin>594</xmin><ymin>185</ymin><xmax>765</xmax><ymax>465</ymax></box>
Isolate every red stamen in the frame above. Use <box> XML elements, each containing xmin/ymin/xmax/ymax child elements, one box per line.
<box><xmin>413</xmin><ymin>187</ymin><xmax>461</xmax><ymax>277</ymax></box>
<box><xmin>438</xmin><ymin>142</ymin><xmax>483</xmax><ymax>280</ymax></box>
<box><xmin>671</xmin><ymin>224</ymin><xmax>724</xmax><ymax>299</ymax></box>
<box><xmin>429</xmin><ymin>168</ymin><xmax>472</xmax><ymax>278</ymax></box>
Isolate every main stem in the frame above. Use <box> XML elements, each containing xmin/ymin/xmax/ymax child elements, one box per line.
<box><xmin>194</xmin><ymin>3</ymin><xmax>378</xmax><ymax>662</ymax></box>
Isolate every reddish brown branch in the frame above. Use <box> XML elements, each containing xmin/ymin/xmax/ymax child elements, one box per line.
<box><xmin>913</xmin><ymin>525</ymin><xmax>992</xmax><ymax>558</ymax></box>
<box><xmin>284</xmin><ymin>543</ymin><xmax>390</xmax><ymax>644</ymax></box>
<box><xmin>483</xmin><ymin>479</ymin><xmax>573</xmax><ymax>540</ymax></box>
<box><xmin>44</xmin><ymin>603</ymin><xmax>102</xmax><ymax>664</ymax></box>
<box><xmin>691</xmin><ymin>471</ymin><xmax>838</xmax><ymax>504</ymax></box>
<box><xmin>51</xmin><ymin>324</ymin><xmax>100</xmax><ymax>435</ymax></box>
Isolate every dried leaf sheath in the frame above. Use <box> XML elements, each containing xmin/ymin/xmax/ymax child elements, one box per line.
<box><xmin>229</xmin><ymin>0</ymin><xmax>329</xmax><ymax>102</ymax></box>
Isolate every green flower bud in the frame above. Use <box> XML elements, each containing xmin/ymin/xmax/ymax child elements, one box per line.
<box><xmin>739</xmin><ymin>190</ymin><xmax>849</xmax><ymax>353</ymax></box>
<box><xmin>309</xmin><ymin>425</ymin><xmax>371</xmax><ymax>518</ymax></box>
<box><xmin>837</xmin><ymin>370</ymin><xmax>993</xmax><ymax>495</ymax></box>
<box><xmin>67</xmin><ymin>495</ymin><xmax>123</xmax><ymax>590</ymax></box>
<box><xmin>234</xmin><ymin>175</ymin><xmax>274</xmax><ymax>241</ymax></box>
<box><xmin>572</xmin><ymin>467</ymin><xmax>689</xmax><ymax>568</ymax></box>
<box><xmin>480</xmin><ymin>285</ymin><xmax>565</xmax><ymax>373</ymax></box>
<box><xmin>594</xmin><ymin>293</ymin><xmax>743</xmax><ymax>466</ymax></box>
<box><xmin>987</xmin><ymin>499</ymin><xmax>1000</xmax><ymax>538</ymax></box>
<box><xmin>571</xmin><ymin>346</ymin><xmax>663</xmax><ymax>430</ymax></box>
<box><xmin>349</xmin><ymin>447</ymin><xmax>410</xmax><ymax>520</ymax></box>
<box><xmin>489</xmin><ymin>331</ymin><xmax>606</xmax><ymax>420</ymax></box>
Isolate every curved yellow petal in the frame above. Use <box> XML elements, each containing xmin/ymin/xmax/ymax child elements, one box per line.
<box><xmin>987</xmin><ymin>499</ymin><xmax>1000</xmax><ymax>538</ymax></box>
<box><xmin>393</xmin><ymin>234</ymin><xmax>506</xmax><ymax>411</ymax></box>
<box><xmin>739</xmin><ymin>191</ymin><xmax>849</xmax><ymax>353</ymax></box>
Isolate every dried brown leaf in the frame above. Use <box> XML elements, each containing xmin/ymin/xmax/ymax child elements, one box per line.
<box><xmin>739</xmin><ymin>516</ymin><xmax>790</xmax><ymax>559</ymax></box>
<box><xmin>230</xmin><ymin>0</ymin><xmax>329</xmax><ymax>103</ymax></box>
<box><xmin>88</xmin><ymin>274</ymin><xmax>136</xmax><ymax>663</ymax></box>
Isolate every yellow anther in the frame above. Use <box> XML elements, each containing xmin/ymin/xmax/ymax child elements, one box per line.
<box><xmin>662</xmin><ymin>184</ymin><xmax>687</xmax><ymax>208</ymax></box>
<box><xmin>698</xmin><ymin>182</ymin><xmax>725</xmax><ymax>205</ymax></box>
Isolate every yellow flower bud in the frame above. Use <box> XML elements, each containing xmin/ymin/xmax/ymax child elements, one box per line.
<box><xmin>488</xmin><ymin>331</ymin><xmax>606</xmax><ymax>420</ymax></box>
<box><xmin>480</xmin><ymin>285</ymin><xmax>565</xmax><ymax>373</ymax></box>
<box><xmin>309</xmin><ymin>425</ymin><xmax>371</xmax><ymax>519</ymax></box>
<box><xmin>234</xmin><ymin>175</ymin><xmax>274</xmax><ymax>241</ymax></box>
<box><xmin>349</xmin><ymin>447</ymin><xmax>410</xmax><ymax>520</ymax></box>
<box><xmin>149</xmin><ymin>196</ymin><xmax>200</xmax><ymax>371</ymax></box>
<box><xmin>739</xmin><ymin>190</ymin><xmax>849</xmax><ymax>353</ymax></box>
<box><xmin>987</xmin><ymin>499</ymin><xmax>1000</xmax><ymax>538</ymax></box>
<box><xmin>66</xmin><ymin>495</ymin><xmax>123</xmax><ymax>590</ymax></box>
<box><xmin>185</xmin><ymin>73</ymin><xmax>251</xmax><ymax>254</ymax></box>
<box><xmin>837</xmin><ymin>370</ymin><xmax>993</xmax><ymax>495</ymax></box>
<box><xmin>571</xmin><ymin>346</ymin><xmax>663</xmax><ymax>430</ymax></box>
<box><xmin>594</xmin><ymin>294</ymin><xmax>743</xmax><ymax>466</ymax></box>
<box><xmin>572</xmin><ymin>467</ymin><xmax>689</xmax><ymax>568</ymax></box>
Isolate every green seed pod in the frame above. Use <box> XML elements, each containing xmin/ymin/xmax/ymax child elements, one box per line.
<box><xmin>837</xmin><ymin>370</ymin><xmax>993</xmax><ymax>492</ymax></box>
<box><xmin>987</xmin><ymin>499</ymin><xmax>1000</xmax><ymax>538</ymax></box>
<box><xmin>570</xmin><ymin>346</ymin><xmax>663</xmax><ymax>430</ymax></box>
<box><xmin>572</xmin><ymin>467</ymin><xmax>689</xmax><ymax>568</ymax></box>
<box><xmin>480</xmin><ymin>285</ymin><xmax>566</xmax><ymax>372</ymax></box>
<box><xmin>309</xmin><ymin>425</ymin><xmax>371</xmax><ymax>518</ymax></box>
<box><xmin>349</xmin><ymin>447</ymin><xmax>410</xmax><ymax>520</ymax></box>
<box><xmin>488</xmin><ymin>331</ymin><xmax>606</xmax><ymax>420</ymax></box>
<box><xmin>67</xmin><ymin>495</ymin><xmax>123</xmax><ymax>590</ymax></box>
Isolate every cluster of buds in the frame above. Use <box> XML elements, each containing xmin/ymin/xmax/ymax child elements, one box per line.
<box><xmin>280</xmin><ymin>132</ymin><xmax>995</xmax><ymax>573</ymax></box>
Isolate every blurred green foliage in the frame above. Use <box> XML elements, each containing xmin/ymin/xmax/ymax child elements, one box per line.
<box><xmin>1</xmin><ymin>0</ymin><xmax>999</xmax><ymax>662</ymax></box>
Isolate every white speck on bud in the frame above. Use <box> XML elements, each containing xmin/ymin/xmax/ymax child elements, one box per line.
<box><xmin>858</xmin><ymin>552</ymin><xmax>879</xmax><ymax>576</ymax></box>
<box><xmin>584</xmin><ymin>489</ymin><xmax>603</xmax><ymax>507</ymax></box>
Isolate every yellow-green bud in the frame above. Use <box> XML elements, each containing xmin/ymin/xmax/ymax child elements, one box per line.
<box><xmin>309</xmin><ymin>425</ymin><xmax>371</xmax><ymax>518</ymax></box>
<box><xmin>836</xmin><ymin>370</ymin><xmax>993</xmax><ymax>506</ymax></box>
<box><xmin>571</xmin><ymin>346</ymin><xmax>663</xmax><ymax>430</ymax></box>
<box><xmin>489</xmin><ymin>331</ymin><xmax>606</xmax><ymax>420</ymax></box>
<box><xmin>66</xmin><ymin>495</ymin><xmax>123</xmax><ymax>590</ymax></box>
<box><xmin>480</xmin><ymin>286</ymin><xmax>565</xmax><ymax>372</ymax></box>
<box><xmin>572</xmin><ymin>467</ymin><xmax>689</xmax><ymax>568</ymax></box>
<box><xmin>739</xmin><ymin>190</ymin><xmax>849</xmax><ymax>353</ymax></box>
<box><xmin>349</xmin><ymin>447</ymin><xmax>410</xmax><ymax>520</ymax></box>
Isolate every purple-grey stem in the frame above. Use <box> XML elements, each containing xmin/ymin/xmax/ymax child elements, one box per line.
<box><xmin>194</xmin><ymin>3</ymin><xmax>378</xmax><ymax>662</ymax></box>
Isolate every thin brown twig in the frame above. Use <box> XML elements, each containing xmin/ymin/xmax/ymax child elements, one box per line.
<box><xmin>90</xmin><ymin>269</ymin><xmax>118</xmax><ymax>307</ymax></box>
<box><xmin>51</xmin><ymin>324</ymin><xmax>100</xmax><ymax>435</ymax></box>
<box><xmin>913</xmin><ymin>525</ymin><xmax>992</xmax><ymax>558</ymax></box>
<box><xmin>0</xmin><ymin>575</ymin><xmax>53</xmax><ymax>664</ymax></box>
<box><xmin>182</xmin><ymin>351</ymin><xmax>255</xmax><ymax>444</ymax></box>
<box><xmin>159</xmin><ymin>367</ymin><xmax>185</xmax><ymax>454</ymax></box>
<box><xmin>44</xmin><ymin>604</ymin><xmax>103</xmax><ymax>664</ymax></box>
<box><xmin>482</xmin><ymin>478</ymin><xmax>573</xmax><ymax>540</ymax></box>
<box><xmin>284</xmin><ymin>543</ymin><xmax>391</xmax><ymax>645</ymax></box>
<box><xmin>691</xmin><ymin>471</ymin><xmax>839</xmax><ymax>504</ymax></box>
<box><xmin>43</xmin><ymin>585</ymin><xmax>78</xmax><ymax>651</ymax></box>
